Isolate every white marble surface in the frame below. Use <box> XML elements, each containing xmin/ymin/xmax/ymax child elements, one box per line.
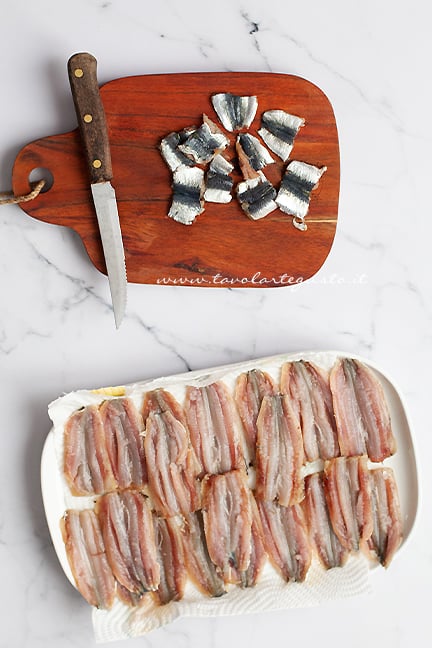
<box><xmin>0</xmin><ymin>0</ymin><xmax>430</xmax><ymax>645</ymax></box>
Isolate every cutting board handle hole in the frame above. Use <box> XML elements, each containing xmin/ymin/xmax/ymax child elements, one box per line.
<box><xmin>28</xmin><ymin>167</ymin><xmax>54</xmax><ymax>193</ymax></box>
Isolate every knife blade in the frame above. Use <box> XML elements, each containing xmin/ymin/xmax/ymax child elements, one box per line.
<box><xmin>67</xmin><ymin>52</ymin><xmax>127</xmax><ymax>328</ymax></box>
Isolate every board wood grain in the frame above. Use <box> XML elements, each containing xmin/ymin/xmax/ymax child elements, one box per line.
<box><xmin>12</xmin><ymin>72</ymin><xmax>339</xmax><ymax>287</ymax></box>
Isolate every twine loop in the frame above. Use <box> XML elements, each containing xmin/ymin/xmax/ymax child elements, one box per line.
<box><xmin>0</xmin><ymin>179</ymin><xmax>46</xmax><ymax>206</ymax></box>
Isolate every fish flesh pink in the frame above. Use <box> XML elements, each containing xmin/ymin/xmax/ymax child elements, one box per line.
<box><xmin>204</xmin><ymin>154</ymin><xmax>234</xmax><ymax>204</ymax></box>
<box><xmin>236</xmin><ymin>133</ymin><xmax>274</xmax><ymax>179</ymax></box>
<box><xmin>330</xmin><ymin>358</ymin><xmax>396</xmax><ymax>462</ymax></box>
<box><xmin>280</xmin><ymin>360</ymin><xmax>339</xmax><ymax>462</ymax></box>
<box><xmin>97</xmin><ymin>491</ymin><xmax>160</xmax><ymax>595</ymax></box>
<box><xmin>181</xmin><ymin>511</ymin><xmax>226</xmax><ymax>597</ymax></box>
<box><xmin>236</xmin><ymin>493</ymin><xmax>267</xmax><ymax>587</ymax></box>
<box><xmin>144</xmin><ymin>408</ymin><xmax>200</xmax><ymax>518</ymax></box>
<box><xmin>366</xmin><ymin>468</ymin><xmax>403</xmax><ymax>567</ymax></box>
<box><xmin>211</xmin><ymin>93</ymin><xmax>258</xmax><ymax>132</ymax></box>
<box><xmin>202</xmin><ymin>470</ymin><xmax>252</xmax><ymax>584</ymax></box>
<box><xmin>63</xmin><ymin>404</ymin><xmax>116</xmax><ymax>496</ymax></box>
<box><xmin>276</xmin><ymin>160</ymin><xmax>327</xmax><ymax>231</ymax></box>
<box><xmin>255</xmin><ymin>394</ymin><xmax>304</xmax><ymax>506</ymax></box>
<box><xmin>234</xmin><ymin>368</ymin><xmax>277</xmax><ymax>463</ymax></box>
<box><xmin>324</xmin><ymin>456</ymin><xmax>373</xmax><ymax>552</ymax></box>
<box><xmin>153</xmin><ymin>516</ymin><xmax>187</xmax><ymax>604</ymax></box>
<box><xmin>100</xmin><ymin>397</ymin><xmax>147</xmax><ymax>490</ymax></box>
<box><xmin>185</xmin><ymin>381</ymin><xmax>244</xmax><ymax>477</ymax></box>
<box><xmin>258</xmin><ymin>109</ymin><xmax>305</xmax><ymax>162</ymax></box>
<box><xmin>304</xmin><ymin>472</ymin><xmax>348</xmax><ymax>569</ymax></box>
<box><xmin>142</xmin><ymin>388</ymin><xmax>187</xmax><ymax>427</ymax></box>
<box><xmin>236</xmin><ymin>171</ymin><xmax>277</xmax><ymax>220</ymax></box>
<box><xmin>257</xmin><ymin>500</ymin><xmax>311</xmax><ymax>582</ymax></box>
<box><xmin>168</xmin><ymin>165</ymin><xmax>205</xmax><ymax>225</ymax></box>
<box><xmin>61</xmin><ymin>509</ymin><xmax>116</xmax><ymax>609</ymax></box>
<box><xmin>178</xmin><ymin>114</ymin><xmax>229</xmax><ymax>164</ymax></box>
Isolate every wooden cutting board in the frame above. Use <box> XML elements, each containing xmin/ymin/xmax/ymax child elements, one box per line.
<box><xmin>12</xmin><ymin>72</ymin><xmax>339</xmax><ymax>287</ymax></box>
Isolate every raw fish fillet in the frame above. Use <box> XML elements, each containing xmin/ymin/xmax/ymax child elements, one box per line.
<box><xmin>235</xmin><ymin>493</ymin><xmax>267</xmax><ymax>588</ymax></box>
<box><xmin>185</xmin><ymin>381</ymin><xmax>244</xmax><ymax>477</ymax></box>
<box><xmin>304</xmin><ymin>472</ymin><xmax>348</xmax><ymax>569</ymax></box>
<box><xmin>257</xmin><ymin>500</ymin><xmax>311</xmax><ymax>582</ymax></box>
<box><xmin>153</xmin><ymin>516</ymin><xmax>187</xmax><ymax>604</ymax></box>
<box><xmin>236</xmin><ymin>133</ymin><xmax>274</xmax><ymax>179</ymax></box>
<box><xmin>63</xmin><ymin>404</ymin><xmax>116</xmax><ymax>496</ymax></box>
<box><xmin>211</xmin><ymin>93</ymin><xmax>258</xmax><ymax>132</ymax></box>
<box><xmin>330</xmin><ymin>358</ymin><xmax>396</xmax><ymax>462</ymax></box>
<box><xmin>258</xmin><ymin>109</ymin><xmax>305</xmax><ymax>162</ymax></box>
<box><xmin>145</xmin><ymin>409</ymin><xmax>200</xmax><ymax>518</ymax></box>
<box><xmin>202</xmin><ymin>470</ymin><xmax>252</xmax><ymax>584</ymax></box>
<box><xmin>236</xmin><ymin>171</ymin><xmax>277</xmax><ymax>220</ymax></box>
<box><xmin>280</xmin><ymin>360</ymin><xmax>339</xmax><ymax>462</ymax></box>
<box><xmin>142</xmin><ymin>388</ymin><xmax>187</xmax><ymax>427</ymax></box>
<box><xmin>255</xmin><ymin>394</ymin><xmax>304</xmax><ymax>506</ymax></box>
<box><xmin>234</xmin><ymin>368</ymin><xmax>277</xmax><ymax>463</ymax></box>
<box><xmin>97</xmin><ymin>491</ymin><xmax>160</xmax><ymax>595</ymax></box>
<box><xmin>168</xmin><ymin>165</ymin><xmax>205</xmax><ymax>225</ymax></box>
<box><xmin>204</xmin><ymin>154</ymin><xmax>234</xmax><ymax>204</ymax></box>
<box><xmin>178</xmin><ymin>115</ymin><xmax>229</xmax><ymax>164</ymax></box>
<box><xmin>324</xmin><ymin>456</ymin><xmax>373</xmax><ymax>552</ymax></box>
<box><xmin>100</xmin><ymin>397</ymin><xmax>147</xmax><ymax>489</ymax></box>
<box><xmin>366</xmin><ymin>468</ymin><xmax>403</xmax><ymax>567</ymax></box>
<box><xmin>61</xmin><ymin>509</ymin><xmax>116</xmax><ymax>609</ymax></box>
<box><xmin>181</xmin><ymin>511</ymin><xmax>226</xmax><ymax>597</ymax></box>
<box><xmin>275</xmin><ymin>160</ymin><xmax>326</xmax><ymax>230</ymax></box>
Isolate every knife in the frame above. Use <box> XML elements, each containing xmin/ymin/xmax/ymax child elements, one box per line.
<box><xmin>67</xmin><ymin>52</ymin><xmax>127</xmax><ymax>328</ymax></box>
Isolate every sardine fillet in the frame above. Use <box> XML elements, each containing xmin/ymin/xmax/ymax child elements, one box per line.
<box><xmin>235</xmin><ymin>369</ymin><xmax>276</xmax><ymax>463</ymax></box>
<box><xmin>324</xmin><ymin>456</ymin><xmax>373</xmax><ymax>552</ymax></box>
<box><xmin>63</xmin><ymin>405</ymin><xmax>116</xmax><ymax>496</ymax></box>
<box><xmin>255</xmin><ymin>394</ymin><xmax>304</xmax><ymax>506</ymax></box>
<box><xmin>202</xmin><ymin>470</ymin><xmax>252</xmax><ymax>584</ymax></box>
<box><xmin>154</xmin><ymin>516</ymin><xmax>187</xmax><ymax>604</ymax></box>
<box><xmin>281</xmin><ymin>360</ymin><xmax>339</xmax><ymax>461</ymax></box>
<box><xmin>304</xmin><ymin>472</ymin><xmax>348</xmax><ymax>569</ymax></box>
<box><xmin>61</xmin><ymin>509</ymin><xmax>116</xmax><ymax>609</ymax></box>
<box><xmin>367</xmin><ymin>468</ymin><xmax>403</xmax><ymax>567</ymax></box>
<box><xmin>257</xmin><ymin>500</ymin><xmax>311</xmax><ymax>582</ymax></box>
<box><xmin>330</xmin><ymin>358</ymin><xmax>396</xmax><ymax>462</ymax></box>
<box><xmin>97</xmin><ymin>491</ymin><xmax>160</xmax><ymax>594</ymax></box>
<box><xmin>185</xmin><ymin>381</ymin><xmax>243</xmax><ymax>477</ymax></box>
<box><xmin>181</xmin><ymin>511</ymin><xmax>226</xmax><ymax>597</ymax></box>
<box><xmin>145</xmin><ymin>410</ymin><xmax>200</xmax><ymax>518</ymax></box>
<box><xmin>100</xmin><ymin>397</ymin><xmax>147</xmax><ymax>489</ymax></box>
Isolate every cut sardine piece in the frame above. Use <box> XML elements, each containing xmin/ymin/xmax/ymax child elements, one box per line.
<box><xmin>255</xmin><ymin>394</ymin><xmax>304</xmax><ymax>506</ymax></box>
<box><xmin>236</xmin><ymin>171</ymin><xmax>277</xmax><ymax>221</ymax></box>
<box><xmin>236</xmin><ymin>133</ymin><xmax>275</xmax><ymax>179</ymax></box>
<box><xmin>204</xmin><ymin>154</ymin><xmax>234</xmax><ymax>203</ymax></box>
<box><xmin>168</xmin><ymin>165</ymin><xmax>205</xmax><ymax>225</ymax></box>
<box><xmin>235</xmin><ymin>492</ymin><xmax>267</xmax><ymax>588</ymax></box>
<box><xmin>181</xmin><ymin>511</ymin><xmax>226</xmax><ymax>597</ymax></box>
<box><xmin>324</xmin><ymin>456</ymin><xmax>373</xmax><ymax>553</ymax></box>
<box><xmin>258</xmin><ymin>109</ymin><xmax>305</xmax><ymax>162</ymax></box>
<box><xmin>304</xmin><ymin>472</ymin><xmax>348</xmax><ymax>569</ymax></box>
<box><xmin>100</xmin><ymin>397</ymin><xmax>147</xmax><ymax>490</ymax></box>
<box><xmin>257</xmin><ymin>500</ymin><xmax>311</xmax><ymax>582</ymax></box>
<box><xmin>159</xmin><ymin>127</ymin><xmax>196</xmax><ymax>172</ymax></box>
<box><xmin>97</xmin><ymin>491</ymin><xmax>160</xmax><ymax>595</ymax></box>
<box><xmin>366</xmin><ymin>468</ymin><xmax>403</xmax><ymax>567</ymax></box>
<box><xmin>280</xmin><ymin>360</ymin><xmax>339</xmax><ymax>462</ymax></box>
<box><xmin>202</xmin><ymin>470</ymin><xmax>252</xmax><ymax>584</ymax></box>
<box><xmin>63</xmin><ymin>404</ymin><xmax>116</xmax><ymax>496</ymax></box>
<box><xmin>153</xmin><ymin>516</ymin><xmax>187</xmax><ymax>604</ymax></box>
<box><xmin>211</xmin><ymin>93</ymin><xmax>258</xmax><ymax>132</ymax></box>
<box><xmin>144</xmin><ymin>408</ymin><xmax>200</xmax><ymax>518</ymax></box>
<box><xmin>178</xmin><ymin>114</ymin><xmax>229</xmax><ymax>164</ymax></box>
<box><xmin>61</xmin><ymin>509</ymin><xmax>116</xmax><ymax>609</ymax></box>
<box><xmin>142</xmin><ymin>388</ymin><xmax>187</xmax><ymax>428</ymax></box>
<box><xmin>276</xmin><ymin>160</ymin><xmax>327</xmax><ymax>230</ymax></box>
<box><xmin>330</xmin><ymin>358</ymin><xmax>396</xmax><ymax>463</ymax></box>
<box><xmin>234</xmin><ymin>368</ymin><xmax>277</xmax><ymax>464</ymax></box>
<box><xmin>185</xmin><ymin>381</ymin><xmax>244</xmax><ymax>477</ymax></box>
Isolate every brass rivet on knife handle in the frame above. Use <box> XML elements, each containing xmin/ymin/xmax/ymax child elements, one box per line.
<box><xmin>67</xmin><ymin>52</ymin><xmax>113</xmax><ymax>185</ymax></box>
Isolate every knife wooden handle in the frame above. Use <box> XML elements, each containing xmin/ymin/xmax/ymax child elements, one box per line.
<box><xmin>67</xmin><ymin>52</ymin><xmax>113</xmax><ymax>184</ymax></box>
